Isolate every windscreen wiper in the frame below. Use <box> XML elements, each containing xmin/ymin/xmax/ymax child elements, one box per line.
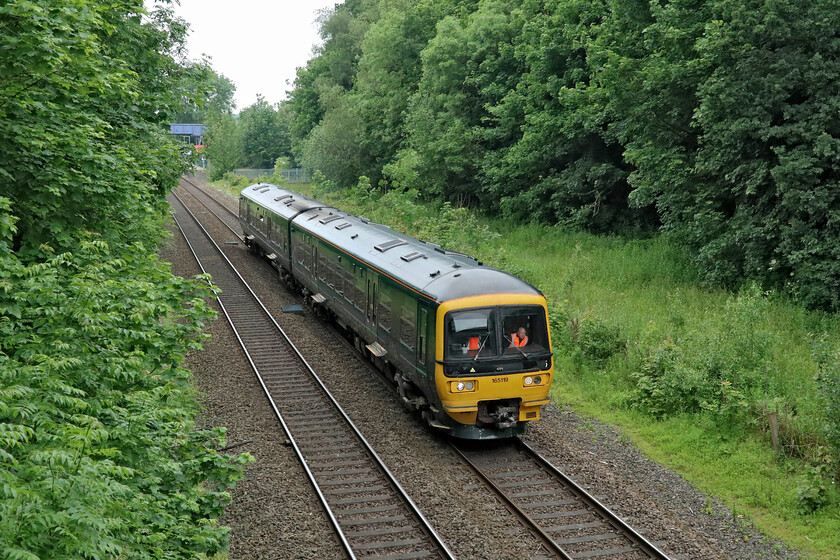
<box><xmin>465</xmin><ymin>334</ymin><xmax>489</xmax><ymax>373</ymax></box>
<box><xmin>504</xmin><ymin>334</ymin><xmax>531</xmax><ymax>360</ymax></box>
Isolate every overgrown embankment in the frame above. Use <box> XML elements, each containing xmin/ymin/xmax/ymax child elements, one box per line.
<box><xmin>0</xmin><ymin>2</ymin><xmax>250</xmax><ymax>558</ymax></box>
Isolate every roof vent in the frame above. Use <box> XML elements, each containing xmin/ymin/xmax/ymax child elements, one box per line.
<box><xmin>319</xmin><ymin>215</ymin><xmax>342</xmax><ymax>224</ymax></box>
<box><xmin>335</xmin><ymin>223</ymin><xmax>351</xmax><ymax>230</ymax></box>
<box><xmin>375</xmin><ymin>239</ymin><xmax>408</xmax><ymax>252</ymax></box>
<box><xmin>274</xmin><ymin>194</ymin><xmax>293</xmax><ymax>202</ymax></box>
<box><xmin>429</xmin><ymin>270</ymin><xmax>440</xmax><ymax>278</ymax></box>
<box><xmin>401</xmin><ymin>252</ymin><xmax>426</xmax><ymax>262</ymax></box>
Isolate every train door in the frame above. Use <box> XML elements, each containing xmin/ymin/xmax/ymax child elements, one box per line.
<box><xmin>376</xmin><ymin>278</ymin><xmax>392</xmax><ymax>343</ymax></box>
<box><xmin>417</xmin><ymin>303</ymin><xmax>430</xmax><ymax>379</ymax></box>
<box><xmin>366</xmin><ymin>271</ymin><xmax>378</xmax><ymax>330</ymax></box>
<box><xmin>313</xmin><ymin>244</ymin><xmax>319</xmax><ymax>285</ymax></box>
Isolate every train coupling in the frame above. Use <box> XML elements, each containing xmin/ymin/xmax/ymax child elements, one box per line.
<box><xmin>477</xmin><ymin>399</ymin><xmax>520</xmax><ymax>430</ymax></box>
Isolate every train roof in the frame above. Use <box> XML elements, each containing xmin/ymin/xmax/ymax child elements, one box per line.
<box><xmin>240</xmin><ymin>184</ymin><xmax>543</xmax><ymax>303</ymax></box>
<box><xmin>241</xmin><ymin>182</ymin><xmax>333</xmax><ymax>219</ymax></box>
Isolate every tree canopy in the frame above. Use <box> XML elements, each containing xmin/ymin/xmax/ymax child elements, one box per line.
<box><xmin>287</xmin><ymin>0</ymin><xmax>840</xmax><ymax>310</ymax></box>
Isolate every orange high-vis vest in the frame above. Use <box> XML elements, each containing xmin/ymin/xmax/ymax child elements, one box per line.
<box><xmin>510</xmin><ymin>333</ymin><xmax>528</xmax><ymax>347</ymax></box>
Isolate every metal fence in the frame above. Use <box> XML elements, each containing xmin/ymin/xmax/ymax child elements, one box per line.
<box><xmin>233</xmin><ymin>168</ymin><xmax>310</xmax><ymax>183</ymax></box>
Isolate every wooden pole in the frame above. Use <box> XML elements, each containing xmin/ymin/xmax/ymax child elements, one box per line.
<box><xmin>768</xmin><ymin>411</ymin><xmax>779</xmax><ymax>453</ymax></box>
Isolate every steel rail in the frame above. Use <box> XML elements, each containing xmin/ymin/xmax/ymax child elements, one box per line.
<box><xmin>517</xmin><ymin>438</ymin><xmax>670</xmax><ymax>560</ymax></box>
<box><xmin>169</xmin><ymin>188</ymin><xmax>454</xmax><ymax>560</ymax></box>
<box><xmin>451</xmin><ymin>438</ymin><xmax>672</xmax><ymax>560</ymax></box>
<box><xmin>177</xmin><ymin>177</ymin><xmax>242</xmax><ymax>239</ymax></box>
<box><xmin>449</xmin><ymin>442</ymin><xmax>573</xmax><ymax>560</ymax></box>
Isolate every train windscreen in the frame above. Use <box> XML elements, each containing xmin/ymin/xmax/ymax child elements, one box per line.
<box><xmin>443</xmin><ymin>305</ymin><xmax>550</xmax><ymax>375</ymax></box>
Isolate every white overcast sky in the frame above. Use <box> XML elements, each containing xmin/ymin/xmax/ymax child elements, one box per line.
<box><xmin>159</xmin><ymin>0</ymin><xmax>342</xmax><ymax>111</ymax></box>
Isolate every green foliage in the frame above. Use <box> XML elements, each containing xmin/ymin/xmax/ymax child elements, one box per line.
<box><xmin>288</xmin><ymin>0</ymin><xmax>840</xmax><ymax>310</ymax></box>
<box><xmin>0</xmin><ymin>0</ymin><xmax>199</xmax><ymax>256</ymax></box>
<box><xmin>571</xmin><ymin>311</ymin><xmax>624</xmax><ymax>365</ymax></box>
<box><xmin>298</xmin><ymin>94</ymin><xmax>371</xmax><ymax>187</ymax></box>
<box><xmin>597</xmin><ymin>0</ymin><xmax>840</xmax><ymax>308</ymax></box>
<box><xmin>796</xmin><ymin>447</ymin><xmax>837</xmax><ymax>514</ymax></box>
<box><xmin>0</xmin><ymin>1</ymin><xmax>251</xmax><ymax>556</ymax></box>
<box><xmin>353</xmin><ymin>0</ymin><xmax>466</xmax><ymax>186</ymax></box>
<box><xmin>175</xmin><ymin>70</ymin><xmax>238</xmax><ymax>123</ymax></box>
<box><xmin>484</xmin><ymin>0</ymin><xmax>652</xmax><ymax>232</ymax></box>
<box><xmin>0</xmin><ymin>234</ymin><xmax>252</xmax><ymax>559</ymax></box>
<box><xmin>239</xmin><ymin>96</ymin><xmax>291</xmax><ymax>168</ymax></box>
<box><xmin>813</xmin><ymin>336</ymin><xmax>840</xmax><ymax>473</ymax></box>
<box><xmin>288</xmin><ymin>0</ymin><xmax>373</xmax><ymax>162</ymax></box>
<box><xmin>311</xmin><ymin>170</ymin><xmax>340</xmax><ymax>199</ymax></box>
<box><xmin>629</xmin><ymin>285</ymin><xmax>774</xmax><ymax>420</ymax></box>
<box><xmin>394</xmin><ymin>1</ymin><xmax>522</xmax><ymax>205</ymax></box>
<box><xmin>205</xmin><ymin>112</ymin><xmax>243</xmax><ymax>180</ymax></box>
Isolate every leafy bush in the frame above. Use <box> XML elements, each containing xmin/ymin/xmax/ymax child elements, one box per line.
<box><xmin>0</xmin><ymin>234</ymin><xmax>252</xmax><ymax>559</ymax></box>
<box><xmin>569</xmin><ymin>311</ymin><xmax>624</xmax><ymax>365</ymax></box>
<box><xmin>629</xmin><ymin>285</ymin><xmax>773</xmax><ymax>421</ymax></box>
<box><xmin>813</xmin><ymin>336</ymin><xmax>840</xmax><ymax>475</ymax></box>
<box><xmin>796</xmin><ymin>447</ymin><xmax>837</xmax><ymax>514</ymax></box>
<box><xmin>222</xmin><ymin>172</ymin><xmax>252</xmax><ymax>190</ymax></box>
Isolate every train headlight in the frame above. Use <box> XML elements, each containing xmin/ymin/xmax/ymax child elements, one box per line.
<box><xmin>524</xmin><ymin>376</ymin><xmax>533</xmax><ymax>386</ymax></box>
<box><xmin>534</xmin><ymin>375</ymin><xmax>542</xmax><ymax>385</ymax></box>
<box><xmin>451</xmin><ymin>381</ymin><xmax>476</xmax><ymax>393</ymax></box>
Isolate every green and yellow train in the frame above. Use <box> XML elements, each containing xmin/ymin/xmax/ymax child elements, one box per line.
<box><xmin>239</xmin><ymin>183</ymin><xmax>553</xmax><ymax>439</ymax></box>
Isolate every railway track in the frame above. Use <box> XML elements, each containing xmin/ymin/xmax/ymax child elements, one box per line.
<box><xmin>452</xmin><ymin>439</ymin><xmax>671</xmax><ymax>560</ymax></box>
<box><xmin>169</xmin><ymin>187</ymin><xmax>454</xmax><ymax>560</ymax></box>
<box><xmin>174</xmin><ymin>178</ymin><xmax>674</xmax><ymax>560</ymax></box>
<box><xmin>179</xmin><ymin>175</ymin><xmax>242</xmax><ymax>236</ymax></box>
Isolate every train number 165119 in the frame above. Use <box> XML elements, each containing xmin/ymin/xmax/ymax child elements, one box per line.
<box><xmin>492</xmin><ymin>377</ymin><xmax>509</xmax><ymax>383</ymax></box>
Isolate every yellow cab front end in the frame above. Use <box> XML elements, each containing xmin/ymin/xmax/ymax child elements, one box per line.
<box><xmin>434</xmin><ymin>294</ymin><xmax>553</xmax><ymax>439</ymax></box>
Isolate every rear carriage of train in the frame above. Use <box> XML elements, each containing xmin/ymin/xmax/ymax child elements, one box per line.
<box><xmin>239</xmin><ymin>184</ymin><xmax>553</xmax><ymax>439</ymax></box>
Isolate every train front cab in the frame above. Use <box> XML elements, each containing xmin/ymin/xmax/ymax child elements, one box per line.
<box><xmin>434</xmin><ymin>294</ymin><xmax>553</xmax><ymax>439</ymax></box>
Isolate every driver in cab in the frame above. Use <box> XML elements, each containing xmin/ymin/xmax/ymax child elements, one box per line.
<box><xmin>509</xmin><ymin>327</ymin><xmax>528</xmax><ymax>347</ymax></box>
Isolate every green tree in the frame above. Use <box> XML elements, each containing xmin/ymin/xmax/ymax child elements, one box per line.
<box><xmin>597</xmin><ymin>0</ymin><xmax>840</xmax><ymax>308</ymax></box>
<box><xmin>0</xmin><ymin>0</ymin><xmax>201</xmax><ymax>256</ymax></box>
<box><xmin>299</xmin><ymin>92</ymin><xmax>370</xmax><ymax>187</ymax></box>
<box><xmin>174</xmin><ymin>69</ymin><xmax>237</xmax><ymax>123</ymax></box>
<box><xmin>394</xmin><ymin>1</ymin><xmax>523</xmax><ymax>205</ymax></box>
<box><xmin>483</xmin><ymin>0</ymin><xmax>652</xmax><ymax>232</ymax></box>
<box><xmin>0</xmin><ymin>1</ymin><xmax>249</xmax><ymax>558</ymax></box>
<box><xmin>239</xmin><ymin>95</ymin><xmax>290</xmax><ymax>168</ymax></box>
<box><xmin>288</xmin><ymin>0</ymin><xmax>373</xmax><ymax>176</ymax></box>
<box><xmin>352</xmin><ymin>0</ymin><xmax>470</xmax><ymax>185</ymax></box>
<box><xmin>205</xmin><ymin>111</ymin><xmax>243</xmax><ymax>180</ymax></box>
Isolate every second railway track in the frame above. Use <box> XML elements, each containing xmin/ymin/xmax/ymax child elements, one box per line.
<box><xmin>169</xmin><ymin>187</ymin><xmax>453</xmax><ymax>560</ymax></box>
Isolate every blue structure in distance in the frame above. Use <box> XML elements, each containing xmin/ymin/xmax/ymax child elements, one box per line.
<box><xmin>169</xmin><ymin>123</ymin><xmax>207</xmax><ymax>145</ymax></box>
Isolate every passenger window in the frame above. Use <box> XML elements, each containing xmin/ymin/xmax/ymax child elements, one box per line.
<box><xmin>400</xmin><ymin>307</ymin><xmax>416</xmax><ymax>351</ymax></box>
<box><xmin>378</xmin><ymin>290</ymin><xmax>391</xmax><ymax>332</ymax></box>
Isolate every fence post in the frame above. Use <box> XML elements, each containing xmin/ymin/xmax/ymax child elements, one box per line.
<box><xmin>768</xmin><ymin>411</ymin><xmax>780</xmax><ymax>453</ymax></box>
